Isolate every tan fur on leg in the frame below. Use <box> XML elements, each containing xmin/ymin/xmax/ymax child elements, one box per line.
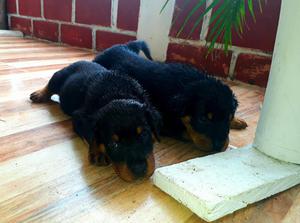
<box><xmin>88</xmin><ymin>142</ymin><xmax>110</xmax><ymax>166</ymax></box>
<box><xmin>30</xmin><ymin>85</ymin><xmax>52</xmax><ymax>103</ymax></box>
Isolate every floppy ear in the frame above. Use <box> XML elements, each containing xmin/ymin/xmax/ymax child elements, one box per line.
<box><xmin>169</xmin><ymin>81</ymin><xmax>207</xmax><ymax>116</ymax></box>
<box><xmin>169</xmin><ymin>93</ymin><xmax>190</xmax><ymax>116</ymax></box>
<box><xmin>145</xmin><ymin>107</ymin><xmax>162</xmax><ymax>142</ymax></box>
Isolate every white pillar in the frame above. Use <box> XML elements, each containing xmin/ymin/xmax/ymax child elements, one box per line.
<box><xmin>137</xmin><ymin>0</ymin><xmax>175</xmax><ymax>61</ymax></box>
<box><xmin>253</xmin><ymin>0</ymin><xmax>300</xmax><ymax>164</ymax></box>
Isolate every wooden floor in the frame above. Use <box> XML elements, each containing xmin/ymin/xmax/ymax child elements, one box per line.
<box><xmin>0</xmin><ymin>37</ymin><xmax>299</xmax><ymax>223</ymax></box>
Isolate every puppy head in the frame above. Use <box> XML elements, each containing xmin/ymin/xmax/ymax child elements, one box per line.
<box><xmin>173</xmin><ymin>79</ymin><xmax>237</xmax><ymax>152</ymax></box>
<box><xmin>93</xmin><ymin>99</ymin><xmax>161</xmax><ymax>182</ymax></box>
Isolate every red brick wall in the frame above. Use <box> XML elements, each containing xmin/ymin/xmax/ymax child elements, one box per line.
<box><xmin>6</xmin><ymin>0</ymin><xmax>281</xmax><ymax>87</ymax></box>
<box><xmin>167</xmin><ymin>0</ymin><xmax>281</xmax><ymax>87</ymax></box>
<box><xmin>7</xmin><ymin>0</ymin><xmax>139</xmax><ymax>50</ymax></box>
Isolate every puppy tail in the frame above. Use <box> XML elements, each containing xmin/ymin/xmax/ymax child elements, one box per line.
<box><xmin>126</xmin><ymin>40</ymin><xmax>153</xmax><ymax>60</ymax></box>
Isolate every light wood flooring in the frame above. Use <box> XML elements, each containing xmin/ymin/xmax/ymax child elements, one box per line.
<box><xmin>0</xmin><ymin>37</ymin><xmax>299</xmax><ymax>223</ymax></box>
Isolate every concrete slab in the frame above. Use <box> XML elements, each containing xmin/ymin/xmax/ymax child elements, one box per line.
<box><xmin>0</xmin><ymin>30</ymin><xmax>23</xmax><ymax>37</ymax></box>
<box><xmin>153</xmin><ymin>146</ymin><xmax>300</xmax><ymax>222</ymax></box>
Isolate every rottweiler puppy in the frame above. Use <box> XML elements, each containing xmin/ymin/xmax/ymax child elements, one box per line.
<box><xmin>30</xmin><ymin>61</ymin><xmax>161</xmax><ymax>182</ymax></box>
<box><xmin>93</xmin><ymin>41</ymin><xmax>247</xmax><ymax>152</ymax></box>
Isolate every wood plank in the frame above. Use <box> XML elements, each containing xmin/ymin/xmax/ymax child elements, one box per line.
<box><xmin>0</xmin><ymin>69</ymin><xmax>59</xmax><ymax>81</ymax></box>
<box><xmin>0</xmin><ymin>65</ymin><xmax>69</xmax><ymax>76</ymax></box>
<box><xmin>4</xmin><ymin>56</ymin><xmax>94</xmax><ymax>69</ymax></box>
<box><xmin>0</xmin><ymin>105</ymin><xmax>68</xmax><ymax>137</ymax></box>
<box><xmin>1</xmin><ymin>46</ymin><xmax>91</xmax><ymax>54</ymax></box>
<box><xmin>1</xmin><ymin>52</ymin><xmax>93</xmax><ymax>62</ymax></box>
<box><xmin>0</xmin><ymin>120</ymin><xmax>75</xmax><ymax>162</ymax></box>
<box><xmin>0</xmin><ymin>43</ymin><xmax>64</xmax><ymax>49</ymax></box>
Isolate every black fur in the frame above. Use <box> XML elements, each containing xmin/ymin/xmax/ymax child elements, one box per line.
<box><xmin>38</xmin><ymin>61</ymin><xmax>161</xmax><ymax>178</ymax></box>
<box><xmin>94</xmin><ymin>41</ymin><xmax>238</xmax><ymax>151</ymax></box>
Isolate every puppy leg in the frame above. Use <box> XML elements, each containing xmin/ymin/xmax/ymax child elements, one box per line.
<box><xmin>30</xmin><ymin>66</ymin><xmax>73</xmax><ymax>103</ymax></box>
<box><xmin>230</xmin><ymin>117</ymin><xmax>248</xmax><ymax>129</ymax></box>
<box><xmin>89</xmin><ymin>141</ymin><xmax>110</xmax><ymax>166</ymax></box>
<box><xmin>30</xmin><ymin>85</ymin><xmax>52</xmax><ymax>103</ymax></box>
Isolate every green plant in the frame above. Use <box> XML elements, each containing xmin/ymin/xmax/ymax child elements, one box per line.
<box><xmin>161</xmin><ymin>0</ymin><xmax>266</xmax><ymax>53</ymax></box>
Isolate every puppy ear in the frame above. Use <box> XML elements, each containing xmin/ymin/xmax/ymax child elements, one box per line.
<box><xmin>145</xmin><ymin>107</ymin><xmax>162</xmax><ymax>142</ymax></box>
<box><xmin>169</xmin><ymin>94</ymin><xmax>189</xmax><ymax>116</ymax></box>
<box><xmin>169</xmin><ymin>81</ymin><xmax>205</xmax><ymax>116</ymax></box>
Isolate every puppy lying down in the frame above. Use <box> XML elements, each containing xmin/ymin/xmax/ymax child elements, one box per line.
<box><xmin>94</xmin><ymin>41</ymin><xmax>248</xmax><ymax>152</ymax></box>
<box><xmin>30</xmin><ymin>61</ymin><xmax>161</xmax><ymax>182</ymax></box>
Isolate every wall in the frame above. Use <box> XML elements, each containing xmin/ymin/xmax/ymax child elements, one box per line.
<box><xmin>6</xmin><ymin>0</ymin><xmax>139</xmax><ymax>50</ymax></box>
<box><xmin>6</xmin><ymin>0</ymin><xmax>282</xmax><ymax>87</ymax></box>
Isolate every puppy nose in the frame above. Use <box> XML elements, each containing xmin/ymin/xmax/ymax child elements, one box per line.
<box><xmin>213</xmin><ymin>140</ymin><xmax>226</xmax><ymax>151</ymax></box>
<box><xmin>128</xmin><ymin>160</ymin><xmax>147</xmax><ymax>178</ymax></box>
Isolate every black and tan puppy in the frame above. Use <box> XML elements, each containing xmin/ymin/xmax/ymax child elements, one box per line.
<box><xmin>93</xmin><ymin>41</ymin><xmax>247</xmax><ymax>152</ymax></box>
<box><xmin>30</xmin><ymin>61</ymin><xmax>161</xmax><ymax>182</ymax></box>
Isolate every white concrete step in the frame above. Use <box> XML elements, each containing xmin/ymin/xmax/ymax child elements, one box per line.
<box><xmin>0</xmin><ymin>30</ymin><xmax>23</xmax><ymax>37</ymax></box>
<box><xmin>153</xmin><ymin>146</ymin><xmax>300</xmax><ymax>222</ymax></box>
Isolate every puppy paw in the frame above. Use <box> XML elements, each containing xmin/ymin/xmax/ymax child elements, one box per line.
<box><xmin>30</xmin><ymin>88</ymin><xmax>50</xmax><ymax>103</ymax></box>
<box><xmin>230</xmin><ymin>117</ymin><xmax>248</xmax><ymax>130</ymax></box>
<box><xmin>89</xmin><ymin>152</ymin><xmax>110</xmax><ymax>166</ymax></box>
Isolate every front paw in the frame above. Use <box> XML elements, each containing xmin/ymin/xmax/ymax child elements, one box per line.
<box><xmin>230</xmin><ymin>117</ymin><xmax>248</xmax><ymax>130</ymax></box>
<box><xmin>30</xmin><ymin>88</ymin><xmax>50</xmax><ymax>103</ymax></box>
<box><xmin>89</xmin><ymin>152</ymin><xmax>110</xmax><ymax>166</ymax></box>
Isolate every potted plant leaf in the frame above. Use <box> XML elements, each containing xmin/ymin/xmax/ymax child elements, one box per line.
<box><xmin>162</xmin><ymin>0</ymin><xmax>266</xmax><ymax>53</ymax></box>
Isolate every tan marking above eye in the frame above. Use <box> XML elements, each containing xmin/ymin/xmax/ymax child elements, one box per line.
<box><xmin>207</xmin><ymin>113</ymin><xmax>213</xmax><ymax>120</ymax></box>
<box><xmin>182</xmin><ymin>116</ymin><xmax>191</xmax><ymax>124</ymax></box>
<box><xmin>137</xmin><ymin>127</ymin><xmax>143</xmax><ymax>135</ymax></box>
<box><xmin>112</xmin><ymin>134</ymin><xmax>119</xmax><ymax>142</ymax></box>
<box><xmin>99</xmin><ymin>144</ymin><xmax>106</xmax><ymax>153</ymax></box>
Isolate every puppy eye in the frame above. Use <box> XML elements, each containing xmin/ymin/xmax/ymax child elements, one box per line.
<box><xmin>137</xmin><ymin>127</ymin><xmax>143</xmax><ymax>135</ymax></box>
<box><xmin>112</xmin><ymin>134</ymin><xmax>119</xmax><ymax>142</ymax></box>
<box><xmin>207</xmin><ymin>113</ymin><xmax>213</xmax><ymax>120</ymax></box>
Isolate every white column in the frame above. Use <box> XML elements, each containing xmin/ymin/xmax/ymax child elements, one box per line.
<box><xmin>253</xmin><ymin>0</ymin><xmax>300</xmax><ymax>164</ymax></box>
<box><xmin>137</xmin><ymin>0</ymin><xmax>175</xmax><ymax>61</ymax></box>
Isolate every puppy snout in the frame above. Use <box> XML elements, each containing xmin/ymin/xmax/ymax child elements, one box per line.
<box><xmin>213</xmin><ymin>138</ymin><xmax>229</xmax><ymax>152</ymax></box>
<box><xmin>128</xmin><ymin>159</ymin><xmax>147</xmax><ymax>178</ymax></box>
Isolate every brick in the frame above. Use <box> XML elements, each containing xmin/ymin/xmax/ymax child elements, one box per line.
<box><xmin>10</xmin><ymin>16</ymin><xmax>32</xmax><ymax>35</ymax></box>
<box><xmin>44</xmin><ymin>0</ymin><xmax>72</xmax><ymax>22</ymax></box>
<box><xmin>19</xmin><ymin>0</ymin><xmax>41</xmax><ymax>17</ymax></box>
<box><xmin>96</xmin><ymin>31</ymin><xmax>136</xmax><ymax>51</ymax></box>
<box><xmin>235</xmin><ymin>54</ymin><xmax>271</xmax><ymax>87</ymax></box>
<box><xmin>208</xmin><ymin>0</ymin><xmax>281</xmax><ymax>52</ymax></box>
<box><xmin>33</xmin><ymin>21</ymin><xmax>59</xmax><ymax>42</ymax></box>
<box><xmin>169</xmin><ymin>0</ymin><xmax>205</xmax><ymax>40</ymax></box>
<box><xmin>117</xmin><ymin>0</ymin><xmax>140</xmax><ymax>31</ymax></box>
<box><xmin>61</xmin><ymin>25</ymin><xmax>92</xmax><ymax>49</ymax></box>
<box><xmin>6</xmin><ymin>0</ymin><xmax>17</xmax><ymax>14</ymax></box>
<box><xmin>166</xmin><ymin>43</ymin><xmax>232</xmax><ymax>77</ymax></box>
<box><xmin>76</xmin><ymin>0</ymin><xmax>111</xmax><ymax>26</ymax></box>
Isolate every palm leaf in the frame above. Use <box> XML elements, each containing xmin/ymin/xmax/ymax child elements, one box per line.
<box><xmin>160</xmin><ymin>0</ymin><xmax>171</xmax><ymax>14</ymax></box>
<box><xmin>187</xmin><ymin>0</ymin><xmax>221</xmax><ymax>37</ymax></box>
<box><xmin>162</xmin><ymin>0</ymin><xmax>265</xmax><ymax>54</ymax></box>
<box><xmin>176</xmin><ymin>0</ymin><xmax>206</xmax><ymax>37</ymax></box>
